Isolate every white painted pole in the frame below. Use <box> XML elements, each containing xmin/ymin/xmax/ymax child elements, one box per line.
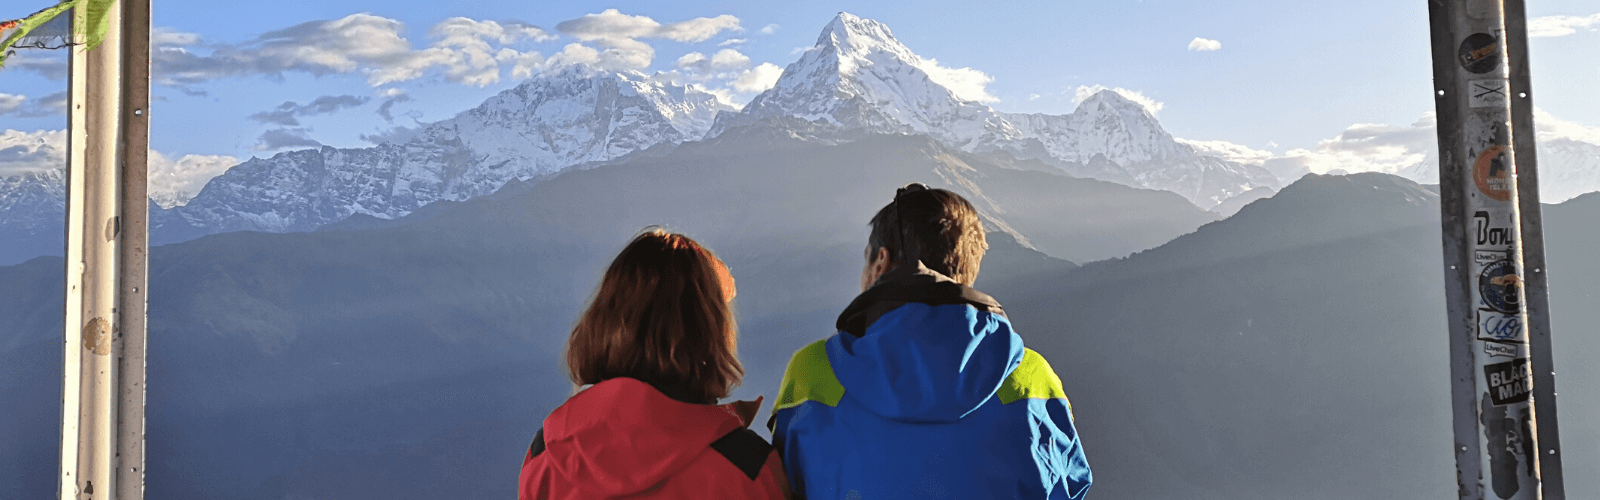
<box><xmin>59</xmin><ymin>0</ymin><xmax>148</xmax><ymax>498</ymax></box>
<box><xmin>1428</xmin><ymin>0</ymin><xmax>1550</xmax><ymax>498</ymax></box>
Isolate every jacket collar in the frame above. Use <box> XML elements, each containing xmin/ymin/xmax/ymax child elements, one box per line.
<box><xmin>835</xmin><ymin>260</ymin><xmax>1004</xmax><ymax>337</ymax></box>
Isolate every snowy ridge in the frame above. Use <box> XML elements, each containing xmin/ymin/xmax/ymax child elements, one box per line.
<box><xmin>713</xmin><ymin>12</ymin><xmax>1277</xmax><ymax>208</ymax></box>
<box><xmin>166</xmin><ymin>67</ymin><xmax>733</xmax><ymax>235</ymax></box>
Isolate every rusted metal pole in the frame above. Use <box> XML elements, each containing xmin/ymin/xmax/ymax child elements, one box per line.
<box><xmin>116</xmin><ymin>0</ymin><xmax>151</xmax><ymax>497</ymax></box>
<box><xmin>1428</xmin><ymin>0</ymin><xmax>1556</xmax><ymax>498</ymax></box>
<box><xmin>1501</xmin><ymin>0</ymin><xmax>1563</xmax><ymax>497</ymax></box>
<box><xmin>59</xmin><ymin>0</ymin><xmax>149</xmax><ymax>498</ymax></box>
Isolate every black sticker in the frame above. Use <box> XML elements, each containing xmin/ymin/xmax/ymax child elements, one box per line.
<box><xmin>1484</xmin><ymin>358</ymin><xmax>1531</xmax><ymax>406</ymax></box>
<box><xmin>1458</xmin><ymin>33</ymin><xmax>1500</xmax><ymax>74</ymax></box>
<box><xmin>1478</xmin><ymin>259</ymin><xmax>1521</xmax><ymax>314</ymax></box>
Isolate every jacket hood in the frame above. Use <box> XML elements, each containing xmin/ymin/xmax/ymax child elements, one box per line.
<box><xmin>539</xmin><ymin>377</ymin><xmax>744</xmax><ymax>496</ymax></box>
<box><xmin>829</xmin><ymin>262</ymin><xmax>1024</xmax><ymax>422</ymax></box>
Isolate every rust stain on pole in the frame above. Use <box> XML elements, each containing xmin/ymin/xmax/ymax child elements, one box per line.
<box><xmin>82</xmin><ymin>318</ymin><xmax>112</xmax><ymax>356</ymax></box>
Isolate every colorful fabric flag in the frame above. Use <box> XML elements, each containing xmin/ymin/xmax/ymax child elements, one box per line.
<box><xmin>0</xmin><ymin>0</ymin><xmax>119</xmax><ymax>68</ymax></box>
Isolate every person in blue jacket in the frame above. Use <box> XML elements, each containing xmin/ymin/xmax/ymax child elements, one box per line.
<box><xmin>769</xmin><ymin>183</ymin><xmax>1091</xmax><ymax>499</ymax></box>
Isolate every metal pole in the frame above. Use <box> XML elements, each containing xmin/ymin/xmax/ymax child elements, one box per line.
<box><xmin>116</xmin><ymin>0</ymin><xmax>152</xmax><ymax>497</ymax></box>
<box><xmin>1429</xmin><ymin>0</ymin><xmax>1547</xmax><ymax>498</ymax></box>
<box><xmin>1501</xmin><ymin>1</ymin><xmax>1563</xmax><ymax>497</ymax></box>
<box><xmin>59</xmin><ymin>4</ymin><xmax>92</xmax><ymax>497</ymax></box>
<box><xmin>59</xmin><ymin>0</ymin><xmax>148</xmax><ymax>498</ymax></box>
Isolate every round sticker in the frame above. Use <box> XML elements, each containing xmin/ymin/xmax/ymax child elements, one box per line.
<box><xmin>1457</xmin><ymin>33</ymin><xmax>1500</xmax><ymax>74</ymax></box>
<box><xmin>1473</xmin><ymin>145</ymin><xmax>1511</xmax><ymax>201</ymax></box>
<box><xmin>1479</xmin><ymin>258</ymin><xmax>1521</xmax><ymax>314</ymax></box>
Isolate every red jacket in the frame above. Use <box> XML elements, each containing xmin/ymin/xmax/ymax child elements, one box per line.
<box><xmin>519</xmin><ymin>378</ymin><xmax>789</xmax><ymax>500</ymax></box>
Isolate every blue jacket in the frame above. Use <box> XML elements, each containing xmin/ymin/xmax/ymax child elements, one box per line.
<box><xmin>770</xmin><ymin>263</ymin><xmax>1091</xmax><ymax>499</ymax></box>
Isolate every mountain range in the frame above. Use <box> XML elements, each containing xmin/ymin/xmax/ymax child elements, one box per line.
<box><xmin>2</xmin><ymin>12</ymin><xmax>1599</xmax><ymax>500</ymax></box>
<box><xmin>3</xmin><ymin>130</ymin><xmax>1596</xmax><ymax>498</ymax></box>
<box><xmin>3</xmin><ymin>12</ymin><xmax>1282</xmax><ymax>266</ymax></box>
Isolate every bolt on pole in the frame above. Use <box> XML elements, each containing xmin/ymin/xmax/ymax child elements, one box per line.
<box><xmin>1427</xmin><ymin>0</ymin><xmax>1561</xmax><ymax>498</ymax></box>
<box><xmin>59</xmin><ymin>0</ymin><xmax>150</xmax><ymax>498</ymax></box>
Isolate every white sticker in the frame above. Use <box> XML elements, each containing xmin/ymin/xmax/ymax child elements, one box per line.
<box><xmin>1484</xmin><ymin>342</ymin><xmax>1519</xmax><ymax>359</ymax></box>
<box><xmin>1469</xmin><ymin>79</ymin><xmax>1508</xmax><ymax>108</ymax></box>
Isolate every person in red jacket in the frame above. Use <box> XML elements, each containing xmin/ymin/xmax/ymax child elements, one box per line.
<box><xmin>519</xmin><ymin>228</ymin><xmax>791</xmax><ymax>500</ymax></box>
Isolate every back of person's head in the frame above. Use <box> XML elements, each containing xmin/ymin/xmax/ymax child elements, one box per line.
<box><xmin>868</xmin><ymin>184</ymin><xmax>988</xmax><ymax>285</ymax></box>
<box><xmin>565</xmin><ymin>228</ymin><xmax>742</xmax><ymax>403</ymax></box>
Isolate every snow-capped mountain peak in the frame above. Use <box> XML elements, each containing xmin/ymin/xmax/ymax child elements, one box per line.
<box><xmin>713</xmin><ymin>13</ymin><xmax>1276</xmax><ymax>208</ymax></box>
<box><xmin>159</xmin><ymin>67</ymin><xmax>734</xmax><ymax>238</ymax></box>
<box><xmin>811</xmin><ymin>13</ymin><xmax>919</xmax><ymax>76</ymax></box>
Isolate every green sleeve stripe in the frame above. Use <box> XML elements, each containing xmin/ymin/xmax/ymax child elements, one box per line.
<box><xmin>996</xmin><ymin>348</ymin><xmax>1069</xmax><ymax>407</ymax></box>
<box><xmin>772</xmin><ymin>339</ymin><xmax>846</xmax><ymax>412</ymax></box>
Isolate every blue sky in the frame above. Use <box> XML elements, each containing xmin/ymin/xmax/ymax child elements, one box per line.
<box><xmin>2</xmin><ymin>0</ymin><xmax>1597</xmax><ymax>198</ymax></box>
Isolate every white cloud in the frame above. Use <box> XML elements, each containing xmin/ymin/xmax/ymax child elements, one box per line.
<box><xmin>545</xmin><ymin>43</ymin><xmax>602</xmax><ymax>69</ymax></box>
<box><xmin>710</xmin><ymin>48</ymin><xmax>750</xmax><ymax>68</ymax></box>
<box><xmin>1529</xmin><ymin>13</ymin><xmax>1600</xmax><ymax>37</ymax></box>
<box><xmin>676</xmin><ymin>52</ymin><xmax>708</xmax><ymax>68</ymax></box>
<box><xmin>0</xmin><ymin>94</ymin><xmax>24</xmax><ymax>115</ymax></box>
<box><xmin>759</xmin><ymin>24</ymin><xmax>780</xmax><ymax>35</ymax></box>
<box><xmin>543</xmin><ymin>10</ymin><xmax>743</xmax><ymax>74</ymax></box>
<box><xmin>0</xmin><ymin>129</ymin><xmax>66</xmax><ymax>176</ymax></box>
<box><xmin>1072</xmin><ymin>85</ymin><xmax>1165</xmax><ymax>115</ymax></box>
<box><xmin>731</xmin><ymin>63</ymin><xmax>784</xmax><ymax>93</ymax></box>
<box><xmin>1</xmin><ymin>128</ymin><xmax>238</xmax><ymax>206</ymax></box>
<box><xmin>1534</xmin><ymin>108</ymin><xmax>1600</xmax><ymax>144</ymax></box>
<box><xmin>147</xmin><ymin>151</ymin><xmax>240</xmax><ymax>208</ymax></box>
<box><xmin>556</xmin><ymin>9</ymin><xmax>741</xmax><ymax>43</ymax></box>
<box><xmin>718</xmin><ymin>38</ymin><xmax>746</xmax><ymax>47</ymax></box>
<box><xmin>140</xmin><ymin>14</ymin><xmax>558</xmax><ymax>88</ymax></box>
<box><xmin>1188</xmin><ymin>37</ymin><xmax>1222</xmax><ymax>51</ymax></box>
<box><xmin>656</xmin><ymin>15</ymin><xmax>743</xmax><ymax>43</ymax></box>
<box><xmin>1259</xmin><ymin>115</ymin><xmax>1436</xmax><ymax>180</ymax></box>
<box><xmin>497</xmin><ymin>48</ymin><xmax>547</xmax><ymax>79</ymax></box>
<box><xmin>913</xmin><ymin>57</ymin><xmax>998</xmax><ymax>103</ymax></box>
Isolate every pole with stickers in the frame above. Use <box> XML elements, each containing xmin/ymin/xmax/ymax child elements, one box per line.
<box><xmin>1427</xmin><ymin>0</ymin><xmax>1564</xmax><ymax>498</ymax></box>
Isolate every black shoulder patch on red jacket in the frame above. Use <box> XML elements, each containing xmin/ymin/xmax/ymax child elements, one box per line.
<box><xmin>527</xmin><ymin>428</ymin><xmax>546</xmax><ymax>459</ymax></box>
<box><xmin>709</xmin><ymin>428</ymin><xmax>772</xmax><ymax>480</ymax></box>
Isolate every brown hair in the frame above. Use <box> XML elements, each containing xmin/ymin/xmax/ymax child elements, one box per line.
<box><xmin>565</xmin><ymin>228</ymin><xmax>742</xmax><ymax>403</ymax></box>
<box><xmin>868</xmin><ymin>185</ymin><xmax>988</xmax><ymax>285</ymax></box>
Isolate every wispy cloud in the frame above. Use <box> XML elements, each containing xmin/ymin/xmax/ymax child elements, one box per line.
<box><xmin>359</xmin><ymin>124</ymin><xmax>425</xmax><ymax>146</ymax></box>
<box><xmin>759</xmin><ymin>24</ymin><xmax>780</xmax><ymax>35</ymax></box>
<box><xmin>5</xmin><ymin>15</ymin><xmax>561</xmax><ymax>88</ymax></box>
<box><xmin>1192</xmin><ymin>110</ymin><xmax>1600</xmax><ymax>192</ymax></box>
<box><xmin>249</xmin><ymin>95</ymin><xmax>371</xmax><ymax>126</ymax></box>
<box><xmin>1188</xmin><ymin>37</ymin><xmax>1222</xmax><ymax>51</ymax></box>
<box><xmin>255</xmin><ymin>128</ymin><xmax>322</xmax><ymax>151</ymax></box>
<box><xmin>1529</xmin><ymin>12</ymin><xmax>1600</xmax><ymax>37</ymax></box>
<box><xmin>548</xmin><ymin>9</ymin><xmax>743</xmax><ymax>72</ymax></box>
<box><xmin>0</xmin><ymin>91</ymin><xmax>67</xmax><ymax>118</ymax></box>
<box><xmin>913</xmin><ymin>57</ymin><xmax>999</xmax><ymax>103</ymax></box>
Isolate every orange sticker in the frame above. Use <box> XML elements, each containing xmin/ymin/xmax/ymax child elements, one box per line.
<box><xmin>1473</xmin><ymin>145</ymin><xmax>1511</xmax><ymax>201</ymax></box>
